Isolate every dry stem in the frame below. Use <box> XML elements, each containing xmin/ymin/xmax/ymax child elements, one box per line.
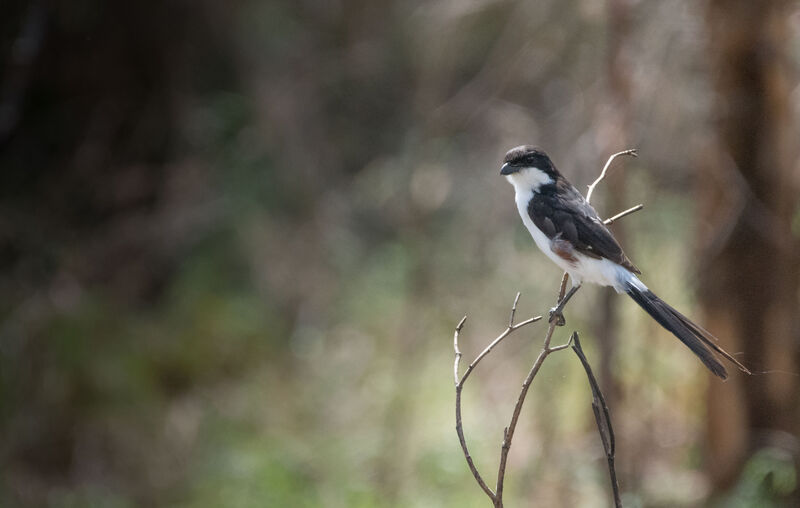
<box><xmin>453</xmin><ymin>304</ymin><xmax>542</xmax><ymax>500</ymax></box>
<box><xmin>586</xmin><ymin>148</ymin><xmax>638</xmax><ymax>204</ymax></box>
<box><xmin>572</xmin><ymin>331</ymin><xmax>622</xmax><ymax>508</ymax></box>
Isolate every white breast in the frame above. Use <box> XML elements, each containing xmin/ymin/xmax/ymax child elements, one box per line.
<box><xmin>513</xmin><ymin>189</ymin><xmax>570</xmax><ymax>269</ymax></box>
<box><xmin>511</xmin><ymin>185</ymin><xmax>632</xmax><ymax>291</ymax></box>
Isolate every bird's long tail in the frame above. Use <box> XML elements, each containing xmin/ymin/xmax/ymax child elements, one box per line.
<box><xmin>623</xmin><ymin>277</ymin><xmax>750</xmax><ymax>379</ymax></box>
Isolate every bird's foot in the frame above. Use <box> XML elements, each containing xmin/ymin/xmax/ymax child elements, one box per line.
<box><xmin>548</xmin><ymin>307</ymin><xmax>566</xmax><ymax>326</ymax></box>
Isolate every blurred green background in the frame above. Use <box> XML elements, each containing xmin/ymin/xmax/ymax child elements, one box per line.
<box><xmin>2</xmin><ymin>1</ymin><xmax>799</xmax><ymax>506</ymax></box>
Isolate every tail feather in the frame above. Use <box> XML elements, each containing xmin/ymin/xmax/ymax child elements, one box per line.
<box><xmin>624</xmin><ymin>280</ymin><xmax>750</xmax><ymax>379</ymax></box>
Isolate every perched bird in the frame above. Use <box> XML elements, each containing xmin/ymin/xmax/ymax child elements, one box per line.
<box><xmin>500</xmin><ymin>145</ymin><xmax>748</xmax><ymax>379</ymax></box>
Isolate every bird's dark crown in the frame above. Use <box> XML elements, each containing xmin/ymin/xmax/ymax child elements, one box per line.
<box><xmin>502</xmin><ymin>145</ymin><xmax>559</xmax><ymax>177</ymax></box>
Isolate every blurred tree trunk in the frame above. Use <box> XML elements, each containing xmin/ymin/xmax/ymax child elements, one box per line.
<box><xmin>594</xmin><ymin>0</ymin><xmax>633</xmax><ymax>494</ymax></box>
<box><xmin>700</xmin><ymin>0</ymin><xmax>800</xmax><ymax>495</ymax></box>
<box><xmin>594</xmin><ymin>0</ymin><xmax>631</xmax><ymax>477</ymax></box>
<box><xmin>596</xmin><ymin>0</ymin><xmax>631</xmax><ymax>403</ymax></box>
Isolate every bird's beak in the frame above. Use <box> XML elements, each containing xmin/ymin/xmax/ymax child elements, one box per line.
<box><xmin>500</xmin><ymin>162</ymin><xmax>517</xmax><ymax>175</ymax></box>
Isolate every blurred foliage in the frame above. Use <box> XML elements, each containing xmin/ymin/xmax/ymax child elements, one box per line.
<box><xmin>0</xmin><ymin>0</ymin><xmax>798</xmax><ymax>507</ymax></box>
<box><xmin>719</xmin><ymin>447</ymin><xmax>798</xmax><ymax>508</ymax></box>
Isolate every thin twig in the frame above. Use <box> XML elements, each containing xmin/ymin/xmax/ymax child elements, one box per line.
<box><xmin>453</xmin><ymin>316</ymin><xmax>468</xmax><ymax>386</ymax></box>
<box><xmin>454</xmin><ymin>296</ymin><xmax>542</xmax><ymax>503</ymax></box>
<box><xmin>457</xmin><ymin>314</ymin><xmax>543</xmax><ymax>388</ymax></box>
<box><xmin>604</xmin><ymin>204</ymin><xmax>644</xmax><ymax>225</ymax></box>
<box><xmin>572</xmin><ymin>332</ymin><xmax>621</xmax><ymax>508</ymax></box>
<box><xmin>495</xmin><ymin>275</ymin><xmax>570</xmax><ymax>506</ymax></box>
<box><xmin>586</xmin><ymin>149</ymin><xmax>638</xmax><ymax>204</ymax></box>
<box><xmin>508</xmin><ymin>292</ymin><xmax>521</xmax><ymax>328</ymax></box>
<box><xmin>454</xmin><ymin>316</ymin><xmax>495</xmax><ymax>500</ymax></box>
<box><xmin>549</xmin><ymin>334</ymin><xmax>575</xmax><ymax>352</ymax></box>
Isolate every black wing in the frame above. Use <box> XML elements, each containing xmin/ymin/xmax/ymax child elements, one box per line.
<box><xmin>528</xmin><ymin>180</ymin><xmax>640</xmax><ymax>274</ymax></box>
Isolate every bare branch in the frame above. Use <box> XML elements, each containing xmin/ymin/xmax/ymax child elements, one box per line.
<box><xmin>586</xmin><ymin>149</ymin><xmax>638</xmax><ymax>204</ymax></box>
<box><xmin>454</xmin><ymin>316</ymin><xmax>495</xmax><ymax>501</ymax></box>
<box><xmin>549</xmin><ymin>333</ymin><xmax>576</xmax><ymax>352</ymax></box>
<box><xmin>557</xmin><ymin>272</ymin><xmax>570</xmax><ymax>300</ymax></box>
<box><xmin>458</xmin><ymin>314</ymin><xmax>543</xmax><ymax>388</ymax></box>
<box><xmin>453</xmin><ymin>296</ymin><xmax>542</xmax><ymax>504</ymax></box>
<box><xmin>495</xmin><ymin>277</ymin><xmax>571</xmax><ymax>504</ymax></box>
<box><xmin>496</xmin><ymin>320</ymin><xmax>562</xmax><ymax>503</ymax></box>
<box><xmin>604</xmin><ymin>204</ymin><xmax>644</xmax><ymax>225</ymax></box>
<box><xmin>572</xmin><ymin>332</ymin><xmax>621</xmax><ymax>508</ymax></box>
<box><xmin>455</xmin><ymin>387</ymin><xmax>495</xmax><ymax>500</ymax></box>
<box><xmin>508</xmin><ymin>292</ymin><xmax>521</xmax><ymax>328</ymax></box>
<box><xmin>453</xmin><ymin>315</ymin><xmax>467</xmax><ymax>386</ymax></box>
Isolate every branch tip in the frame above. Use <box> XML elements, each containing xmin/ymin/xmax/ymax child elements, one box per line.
<box><xmin>586</xmin><ymin>148</ymin><xmax>639</xmax><ymax>204</ymax></box>
<box><xmin>509</xmin><ymin>292</ymin><xmax>522</xmax><ymax>327</ymax></box>
<box><xmin>604</xmin><ymin>203</ymin><xmax>644</xmax><ymax>225</ymax></box>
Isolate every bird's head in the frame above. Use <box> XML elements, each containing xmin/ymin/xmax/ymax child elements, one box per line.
<box><xmin>500</xmin><ymin>145</ymin><xmax>560</xmax><ymax>191</ymax></box>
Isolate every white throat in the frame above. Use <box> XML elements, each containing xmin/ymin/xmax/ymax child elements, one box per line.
<box><xmin>504</xmin><ymin>166</ymin><xmax>553</xmax><ymax>195</ymax></box>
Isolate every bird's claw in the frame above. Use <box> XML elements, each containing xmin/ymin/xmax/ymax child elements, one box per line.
<box><xmin>548</xmin><ymin>307</ymin><xmax>565</xmax><ymax>326</ymax></box>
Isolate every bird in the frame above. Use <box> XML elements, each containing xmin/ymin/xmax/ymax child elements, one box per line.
<box><xmin>500</xmin><ymin>145</ymin><xmax>749</xmax><ymax>379</ymax></box>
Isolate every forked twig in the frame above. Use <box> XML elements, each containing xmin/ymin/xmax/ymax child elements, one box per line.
<box><xmin>495</xmin><ymin>275</ymin><xmax>572</xmax><ymax>505</ymax></box>
<box><xmin>586</xmin><ymin>148</ymin><xmax>638</xmax><ymax>204</ymax></box>
<box><xmin>454</xmin><ymin>280</ymin><xmax>574</xmax><ymax>507</ymax></box>
<box><xmin>454</xmin><ymin>296</ymin><xmax>543</xmax><ymax>501</ymax></box>
<box><xmin>572</xmin><ymin>332</ymin><xmax>621</xmax><ymax>508</ymax></box>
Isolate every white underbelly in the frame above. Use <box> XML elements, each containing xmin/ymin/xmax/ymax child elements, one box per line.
<box><xmin>515</xmin><ymin>195</ymin><xmax>627</xmax><ymax>290</ymax></box>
